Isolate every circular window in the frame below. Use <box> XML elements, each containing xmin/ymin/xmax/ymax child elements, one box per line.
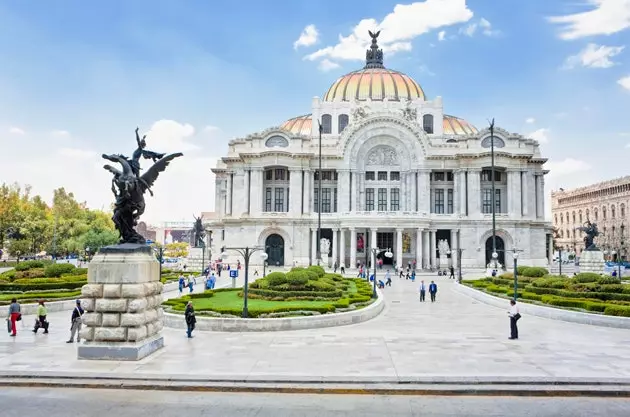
<box><xmin>481</xmin><ymin>136</ymin><xmax>505</xmax><ymax>148</ymax></box>
<box><xmin>265</xmin><ymin>135</ymin><xmax>289</xmax><ymax>148</ymax></box>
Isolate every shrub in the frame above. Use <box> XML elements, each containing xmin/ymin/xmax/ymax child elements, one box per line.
<box><xmin>499</xmin><ymin>273</ymin><xmax>513</xmax><ymax>279</ymax></box>
<box><xmin>521</xmin><ymin>267</ymin><xmax>548</xmax><ymax>277</ymax></box>
<box><xmin>305</xmin><ymin>270</ymin><xmax>319</xmax><ymax>281</ymax></box>
<box><xmin>65</xmin><ymin>267</ymin><xmax>88</xmax><ymax>276</ymax></box>
<box><xmin>597</xmin><ymin>276</ymin><xmax>621</xmax><ymax>285</ymax></box>
<box><xmin>44</xmin><ymin>263</ymin><xmax>76</xmax><ymax>278</ymax></box>
<box><xmin>14</xmin><ymin>268</ymin><xmax>46</xmax><ymax>279</ymax></box>
<box><xmin>603</xmin><ymin>305</ymin><xmax>630</xmax><ymax>317</ymax></box>
<box><xmin>307</xmin><ymin>265</ymin><xmax>326</xmax><ymax>278</ymax></box>
<box><xmin>286</xmin><ymin>270</ymin><xmax>309</xmax><ymax>286</ymax></box>
<box><xmin>14</xmin><ymin>260</ymin><xmax>47</xmax><ymax>271</ymax></box>
<box><xmin>572</xmin><ymin>273</ymin><xmax>601</xmax><ymax>283</ymax></box>
<box><xmin>516</xmin><ymin>265</ymin><xmax>530</xmax><ymax>275</ymax></box>
<box><xmin>265</xmin><ymin>272</ymin><xmax>287</xmax><ymax>286</ymax></box>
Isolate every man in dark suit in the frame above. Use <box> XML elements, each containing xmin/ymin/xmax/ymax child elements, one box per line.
<box><xmin>429</xmin><ymin>281</ymin><xmax>438</xmax><ymax>302</ymax></box>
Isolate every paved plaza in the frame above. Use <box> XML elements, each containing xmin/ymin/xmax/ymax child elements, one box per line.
<box><xmin>2</xmin><ymin>270</ymin><xmax>630</xmax><ymax>381</ymax></box>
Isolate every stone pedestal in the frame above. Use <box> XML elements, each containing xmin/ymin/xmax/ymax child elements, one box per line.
<box><xmin>578</xmin><ymin>250</ymin><xmax>605</xmax><ymax>275</ymax></box>
<box><xmin>78</xmin><ymin>244</ymin><xmax>164</xmax><ymax>361</ymax></box>
<box><xmin>186</xmin><ymin>247</ymin><xmax>210</xmax><ymax>272</ymax></box>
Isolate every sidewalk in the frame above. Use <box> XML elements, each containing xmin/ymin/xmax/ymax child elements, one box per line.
<box><xmin>2</xmin><ymin>272</ymin><xmax>630</xmax><ymax>385</ymax></box>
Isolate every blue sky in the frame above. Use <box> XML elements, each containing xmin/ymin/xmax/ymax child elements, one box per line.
<box><xmin>1</xmin><ymin>0</ymin><xmax>629</xmax><ymax>223</ymax></box>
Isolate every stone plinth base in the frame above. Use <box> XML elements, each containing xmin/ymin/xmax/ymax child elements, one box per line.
<box><xmin>79</xmin><ymin>243</ymin><xmax>164</xmax><ymax>361</ymax></box>
<box><xmin>186</xmin><ymin>247</ymin><xmax>210</xmax><ymax>271</ymax></box>
<box><xmin>579</xmin><ymin>250</ymin><xmax>605</xmax><ymax>274</ymax></box>
<box><xmin>78</xmin><ymin>335</ymin><xmax>164</xmax><ymax>361</ymax></box>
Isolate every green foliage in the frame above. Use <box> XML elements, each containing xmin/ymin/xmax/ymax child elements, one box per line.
<box><xmin>572</xmin><ymin>273</ymin><xmax>601</xmax><ymax>283</ymax></box>
<box><xmin>516</xmin><ymin>266</ymin><xmax>530</xmax><ymax>275</ymax></box>
<box><xmin>265</xmin><ymin>272</ymin><xmax>287</xmax><ymax>286</ymax></box>
<box><xmin>286</xmin><ymin>270</ymin><xmax>309</xmax><ymax>286</ymax></box>
<box><xmin>14</xmin><ymin>260</ymin><xmax>48</xmax><ymax>271</ymax></box>
<box><xmin>597</xmin><ymin>276</ymin><xmax>622</xmax><ymax>285</ymax></box>
<box><xmin>164</xmin><ymin>242</ymin><xmax>189</xmax><ymax>258</ymax></box>
<box><xmin>44</xmin><ymin>263</ymin><xmax>76</xmax><ymax>277</ymax></box>
<box><xmin>603</xmin><ymin>305</ymin><xmax>630</xmax><ymax>317</ymax></box>
<box><xmin>520</xmin><ymin>267</ymin><xmax>549</xmax><ymax>277</ymax></box>
<box><xmin>306</xmin><ymin>265</ymin><xmax>326</xmax><ymax>278</ymax></box>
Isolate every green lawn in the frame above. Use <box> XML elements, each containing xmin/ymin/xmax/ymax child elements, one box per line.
<box><xmin>191</xmin><ymin>290</ymin><xmax>340</xmax><ymax>311</ymax></box>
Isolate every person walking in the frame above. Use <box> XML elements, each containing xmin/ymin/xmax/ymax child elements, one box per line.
<box><xmin>185</xmin><ymin>301</ymin><xmax>196</xmax><ymax>338</ymax></box>
<box><xmin>66</xmin><ymin>300</ymin><xmax>84</xmax><ymax>343</ymax></box>
<box><xmin>8</xmin><ymin>298</ymin><xmax>20</xmax><ymax>337</ymax></box>
<box><xmin>188</xmin><ymin>275</ymin><xmax>195</xmax><ymax>293</ymax></box>
<box><xmin>508</xmin><ymin>299</ymin><xmax>521</xmax><ymax>340</ymax></box>
<box><xmin>340</xmin><ymin>264</ymin><xmax>345</xmax><ymax>275</ymax></box>
<box><xmin>178</xmin><ymin>274</ymin><xmax>185</xmax><ymax>295</ymax></box>
<box><xmin>428</xmin><ymin>280</ymin><xmax>438</xmax><ymax>302</ymax></box>
<box><xmin>385</xmin><ymin>270</ymin><xmax>392</xmax><ymax>286</ymax></box>
<box><xmin>419</xmin><ymin>280</ymin><xmax>426</xmax><ymax>302</ymax></box>
<box><xmin>33</xmin><ymin>300</ymin><xmax>49</xmax><ymax>334</ymax></box>
<box><xmin>449</xmin><ymin>265</ymin><xmax>455</xmax><ymax>279</ymax></box>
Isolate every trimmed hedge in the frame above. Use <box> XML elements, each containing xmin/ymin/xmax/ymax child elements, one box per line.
<box><xmin>14</xmin><ymin>260</ymin><xmax>49</xmax><ymax>271</ymax></box>
<box><xmin>521</xmin><ymin>267</ymin><xmax>549</xmax><ymax>277</ymax></box>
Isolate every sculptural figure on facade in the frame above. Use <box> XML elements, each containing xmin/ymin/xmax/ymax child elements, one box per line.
<box><xmin>320</xmin><ymin>238</ymin><xmax>331</xmax><ymax>257</ymax></box>
<box><xmin>102</xmin><ymin>128</ymin><xmax>183</xmax><ymax>244</ymax></box>
<box><xmin>438</xmin><ymin>239</ymin><xmax>450</xmax><ymax>259</ymax></box>
<box><xmin>576</xmin><ymin>219</ymin><xmax>599</xmax><ymax>251</ymax></box>
<box><xmin>401</xmin><ymin>98</ymin><xmax>417</xmax><ymax>121</ymax></box>
<box><xmin>192</xmin><ymin>214</ymin><xmax>206</xmax><ymax>247</ymax></box>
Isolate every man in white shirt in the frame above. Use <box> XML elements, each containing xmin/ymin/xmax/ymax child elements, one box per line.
<box><xmin>508</xmin><ymin>299</ymin><xmax>520</xmax><ymax>340</ymax></box>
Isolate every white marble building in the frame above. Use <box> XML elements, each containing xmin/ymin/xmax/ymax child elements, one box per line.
<box><xmin>208</xmin><ymin>36</ymin><xmax>552</xmax><ymax>269</ymax></box>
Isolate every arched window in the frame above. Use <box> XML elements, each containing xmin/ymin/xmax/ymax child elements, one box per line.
<box><xmin>422</xmin><ymin>114</ymin><xmax>434</xmax><ymax>134</ymax></box>
<box><xmin>621</xmin><ymin>204</ymin><xmax>626</xmax><ymax>218</ymax></box>
<box><xmin>603</xmin><ymin>206</ymin><xmax>607</xmax><ymax>220</ymax></box>
<box><xmin>561</xmin><ymin>229</ymin><xmax>564</xmax><ymax>238</ymax></box>
<box><xmin>554</xmin><ymin>214</ymin><xmax>558</xmax><ymax>225</ymax></box>
<box><xmin>566</xmin><ymin>212</ymin><xmax>569</xmax><ymax>223</ymax></box>
<box><xmin>586</xmin><ymin>209</ymin><xmax>589</xmax><ymax>220</ymax></box>
<box><xmin>321</xmin><ymin>114</ymin><xmax>332</xmax><ymax>134</ymax></box>
<box><xmin>572</xmin><ymin>211</ymin><xmax>576</xmax><ymax>223</ymax></box>
<box><xmin>579</xmin><ymin>210</ymin><xmax>582</xmax><ymax>224</ymax></box>
<box><xmin>594</xmin><ymin>208</ymin><xmax>598</xmax><ymax>221</ymax></box>
<box><xmin>263</xmin><ymin>167</ymin><xmax>290</xmax><ymax>213</ymax></box>
<box><xmin>265</xmin><ymin>135</ymin><xmax>289</xmax><ymax>148</ymax></box>
<box><xmin>560</xmin><ymin>213</ymin><xmax>564</xmax><ymax>224</ymax></box>
<box><xmin>612</xmin><ymin>205</ymin><xmax>616</xmax><ymax>219</ymax></box>
<box><xmin>338</xmin><ymin>114</ymin><xmax>349</xmax><ymax>133</ymax></box>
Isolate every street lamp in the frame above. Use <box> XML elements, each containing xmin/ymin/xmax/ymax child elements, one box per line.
<box><xmin>612</xmin><ymin>250</ymin><xmax>622</xmax><ymax>278</ymax></box>
<box><xmin>456</xmin><ymin>248</ymin><xmax>465</xmax><ymax>283</ymax></box>
<box><xmin>261</xmin><ymin>252</ymin><xmax>269</xmax><ymax>277</ymax></box>
<box><xmin>85</xmin><ymin>247</ymin><xmax>91</xmax><ymax>264</ymax></box>
<box><xmin>513</xmin><ymin>252</ymin><xmax>519</xmax><ymax>300</ymax></box>
<box><xmin>221</xmin><ymin>245</ymin><xmax>265</xmax><ymax>318</ymax></box>
<box><xmin>152</xmin><ymin>245</ymin><xmax>164</xmax><ymax>278</ymax></box>
<box><xmin>369</xmin><ymin>247</ymin><xmax>393</xmax><ymax>298</ymax></box>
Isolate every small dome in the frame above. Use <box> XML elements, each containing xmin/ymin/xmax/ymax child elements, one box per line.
<box><xmin>443</xmin><ymin>115</ymin><xmax>478</xmax><ymax>135</ymax></box>
<box><xmin>323</xmin><ymin>68</ymin><xmax>425</xmax><ymax>102</ymax></box>
<box><xmin>280</xmin><ymin>114</ymin><xmax>312</xmax><ymax>136</ymax></box>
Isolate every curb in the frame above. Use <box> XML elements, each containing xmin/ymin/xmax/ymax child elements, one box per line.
<box><xmin>1</xmin><ymin>377</ymin><xmax>629</xmax><ymax>397</ymax></box>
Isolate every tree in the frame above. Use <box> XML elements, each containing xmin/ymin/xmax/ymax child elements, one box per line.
<box><xmin>164</xmin><ymin>242</ymin><xmax>189</xmax><ymax>258</ymax></box>
<box><xmin>0</xmin><ymin>183</ymin><xmax>27</xmax><ymax>248</ymax></box>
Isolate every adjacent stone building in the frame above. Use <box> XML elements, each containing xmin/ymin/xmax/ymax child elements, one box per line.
<box><xmin>551</xmin><ymin>176</ymin><xmax>630</xmax><ymax>257</ymax></box>
<box><xmin>207</xmin><ymin>36</ymin><xmax>552</xmax><ymax>269</ymax></box>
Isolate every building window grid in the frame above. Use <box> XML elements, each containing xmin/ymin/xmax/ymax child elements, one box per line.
<box><xmin>447</xmin><ymin>189</ymin><xmax>454</xmax><ymax>214</ymax></box>
<box><xmin>274</xmin><ymin>188</ymin><xmax>284</xmax><ymax>212</ymax></box>
<box><xmin>482</xmin><ymin>189</ymin><xmax>493</xmax><ymax>214</ymax></box>
<box><xmin>378</xmin><ymin>188</ymin><xmax>387</xmax><ymax>211</ymax></box>
<box><xmin>434</xmin><ymin>189</ymin><xmax>445</xmax><ymax>214</ymax></box>
<box><xmin>390</xmin><ymin>188</ymin><xmax>400</xmax><ymax>211</ymax></box>
<box><xmin>265</xmin><ymin>188</ymin><xmax>272</xmax><ymax>212</ymax></box>
<box><xmin>366</xmin><ymin>188</ymin><xmax>375</xmax><ymax>211</ymax></box>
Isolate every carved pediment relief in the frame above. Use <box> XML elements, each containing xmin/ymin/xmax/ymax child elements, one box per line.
<box><xmin>366</xmin><ymin>145</ymin><xmax>399</xmax><ymax>166</ymax></box>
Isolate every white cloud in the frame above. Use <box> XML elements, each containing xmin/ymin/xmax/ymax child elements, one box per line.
<box><xmin>548</xmin><ymin>0</ymin><xmax>630</xmax><ymax>40</ymax></box>
<box><xmin>293</xmin><ymin>24</ymin><xmax>319</xmax><ymax>49</ymax></box>
<box><xmin>438</xmin><ymin>30</ymin><xmax>446</xmax><ymax>41</ymax></box>
<box><xmin>460</xmin><ymin>17</ymin><xmax>499</xmax><ymax>37</ymax></box>
<box><xmin>58</xmin><ymin>148</ymin><xmax>97</xmax><ymax>159</ymax></box>
<box><xmin>304</xmin><ymin>0</ymin><xmax>473</xmax><ymax>63</ymax></box>
<box><xmin>546</xmin><ymin>158</ymin><xmax>592</xmax><ymax>176</ymax></box>
<box><xmin>8</xmin><ymin>127</ymin><xmax>25</xmax><ymax>135</ymax></box>
<box><xmin>525</xmin><ymin>117</ymin><xmax>536</xmax><ymax>124</ymax></box>
<box><xmin>418</xmin><ymin>64</ymin><xmax>435</xmax><ymax>76</ymax></box>
<box><xmin>528</xmin><ymin>128</ymin><xmax>551</xmax><ymax>144</ymax></box>
<box><xmin>51</xmin><ymin>129</ymin><xmax>70</xmax><ymax>138</ymax></box>
<box><xmin>619</xmin><ymin>75</ymin><xmax>630</xmax><ymax>90</ymax></box>
<box><xmin>318</xmin><ymin>59</ymin><xmax>340</xmax><ymax>72</ymax></box>
<box><xmin>203</xmin><ymin>125</ymin><xmax>221</xmax><ymax>134</ymax></box>
<box><xmin>143</xmin><ymin>119</ymin><xmax>198</xmax><ymax>153</ymax></box>
<box><xmin>563</xmin><ymin>43</ymin><xmax>624</xmax><ymax>69</ymax></box>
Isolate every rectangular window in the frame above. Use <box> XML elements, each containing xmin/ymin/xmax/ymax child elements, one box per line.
<box><xmin>333</xmin><ymin>188</ymin><xmax>338</xmax><ymax>212</ymax></box>
<box><xmin>378</xmin><ymin>188</ymin><xmax>387</xmax><ymax>211</ymax></box>
<box><xmin>434</xmin><ymin>189</ymin><xmax>445</xmax><ymax>214</ymax></box>
<box><xmin>366</xmin><ymin>188</ymin><xmax>375</xmax><ymax>211</ymax></box>
<box><xmin>378</xmin><ymin>171</ymin><xmax>388</xmax><ymax>181</ymax></box>
<box><xmin>265</xmin><ymin>187</ymin><xmax>272</xmax><ymax>212</ymax></box>
<box><xmin>434</xmin><ymin>172</ymin><xmax>445</xmax><ymax>181</ymax></box>
<box><xmin>274</xmin><ymin>188</ymin><xmax>284</xmax><ymax>212</ymax></box>
<box><xmin>314</xmin><ymin>188</ymin><xmax>319</xmax><ymax>213</ymax></box>
<box><xmin>390</xmin><ymin>188</ymin><xmax>400</xmax><ymax>211</ymax></box>
<box><xmin>365</xmin><ymin>171</ymin><xmax>375</xmax><ymax>181</ymax></box>
<box><xmin>482</xmin><ymin>189</ymin><xmax>493</xmax><ymax>213</ymax></box>
<box><xmin>447</xmin><ymin>171</ymin><xmax>454</xmax><ymax>181</ymax></box>
<box><xmin>274</xmin><ymin>169</ymin><xmax>285</xmax><ymax>181</ymax></box>
<box><xmin>321</xmin><ymin>188</ymin><xmax>332</xmax><ymax>213</ymax></box>
<box><xmin>481</xmin><ymin>170</ymin><xmax>491</xmax><ymax>182</ymax></box>
<box><xmin>265</xmin><ymin>170</ymin><xmax>273</xmax><ymax>181</ymax></box>
<box><xmin>334</xmin><ymin>171</ymin><xmax>339</xmax><ymax>181</ymax></box>
<box><xmin>495</xmin><ymin>189</ymin><xmax>501</xmax><ymax>213</ymax></box>
<box><xmin>447</xmin><ymin>189</ymin><xmax>454</xmax><ymax>214</ymax></box>
<box><xmin>390</xmin><ymin>171</ymin><xmax>400</xmax><ymax>181</ymax></box>
<box><xmin>322</xmin><ymin>171</ymin><xmax>332</xmax><ymax>181</ymax></box>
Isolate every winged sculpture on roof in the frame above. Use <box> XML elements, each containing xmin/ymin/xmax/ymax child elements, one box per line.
<box><xmin>102</xmin><ymin>128</ymin><xmax>183</xmax><ymax>244</ymax></box>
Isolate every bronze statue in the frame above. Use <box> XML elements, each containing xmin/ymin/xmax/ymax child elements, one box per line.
<box><xmin>102</xmin><ymin>128</ymin><xmax>182</xmax><ymax>244</ymax></box>
<box><xmin>576</xmin><ymin>219</ymin><xmax>599</xmax><ymax>251</ymax></box>
<box><xmin>192</xmin><ymin>214</ymin><xmax>206</xmax><ymax>247</ymax></box>
<box><xmin>368</xmin><ymin>30</ymin><xmax>381</xmax><ymax>45</ymax></box>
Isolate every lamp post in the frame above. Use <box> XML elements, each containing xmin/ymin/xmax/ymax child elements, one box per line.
<box><xmin>513</xmin><ymin>252</ymin><xmax>519</xmax><ymax>300</ymax></box>
<box><xmin>221</xmin><ymin>246</ymin><xmax>264</xmax><ymax>318</ymax></box>
<box><xmin>85</xmin><ymin>247</ymin><xmax>90</xmax><ymax>264</ymax></box>
<box><xmin>316</xmin><ymin>121</ymin><xmax>323</xmax><ymax>266</ymax></box>
<box><xmin>558</xmin><ymin>247</ymin><xmax>562</xmax><ymax>276</ymax></box>
<box><xmin>456</xmin><ymin>248</ymin><xmax>464</xmax><ymax>283</ymax></box>
<box><xmin>261</xmin><ymin>252</ymin><xmax>268</xmax><ymax>277</ymax></box>
<box><xmin>369</xmin><ymin>247</ymin><xmax>393</xmax><ymax>298</ymax></box>
<box><xmin>489</xmin><ymin>119</ymin><xmax>497</xmax><ymax>268</ymax></box>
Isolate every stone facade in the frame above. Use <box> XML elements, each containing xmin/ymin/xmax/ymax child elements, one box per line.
<box><xmin>551</xmin><ymin>176</ymin><xmax>630</xmax><ymax>256</ymax></box>
<box><xmin>78</xmin><ymin>245</ymin><xmax>164</xmax><ymax>360</ymax></box>
<box><xmin>207</xmin><ymin>46</ymin><xmax>551</xmax><ymax>270</ymax></box>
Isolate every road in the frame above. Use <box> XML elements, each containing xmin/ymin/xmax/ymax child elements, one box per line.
<box><xmin>1</xmin><ymin>388</ymin><xmax>629</xmax><ymax>416</ymax></box>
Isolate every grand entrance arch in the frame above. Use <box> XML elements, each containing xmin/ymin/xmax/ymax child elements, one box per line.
<box><xmin>265</xmin><ymin>234</ymin><xmax>285</xmax><ymax>266</ymax></box>
<box><xmin>485</xmin><ymin>236</ymin><xmax>505</xmax><ymax>266</ymax></box>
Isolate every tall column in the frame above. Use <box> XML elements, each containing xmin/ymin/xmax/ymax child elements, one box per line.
<box><xmin>423</xmin><ymin>231</ymin><xmax>430</xmax><ymax>269</ymax></box>
<box><xmin>547</xmin><ymin>234</ymin><xmax>553</xmax><ymax>265</ymax></box>
<box><xmin>250</xmin><ymin>168</ymin><xmax>263</xmax><ymax>216</ymax></box>
<box><xmin>303</xmin><ymin>170</ymin><xmax>312</xmax><ymax>214</ymax></box>
<box><xmin>242</xmin><ymin>170</ymin><xmax>250</xmax><ymax>215</ymax></box>
<box><xmin>331</xmin><ymin>228</ymin><xmax>339</xmax><ymax>268</ymax></box>
<box><xmin>226</xmin><ymin>173</ymin><xmax>233</xmax><ymax>216</ymax></box>
<box><xmin>460</xmin><ymin>171</ymin><xmax>468</xmax><ymax>217</ymax></box>
<box><xmin>231</xmin><ymin>170</ymin><xmax>246</xmax><ymax>216</ymax></box>
<box><xmin>467</xmin><ymin>169</ymin><xmax>481</xmax><ymax>216</ymax></box>
<box><xmin>450</xmin><ymin>229</ymin><xmax>459</xmax><ymax>268</ymax></box>
<box><xmin>349</xmin><ymin>171</ymin><xmax>356</xmax><ymax>212</ymax></box>
<box><xmin>416</xmin><ymin>229</ymin><xmax>423</xmax><ymax>269</ymax></box>
<box><xmin>357</xmin><ymin>172</ymin><xmax>365</xmax><ymax>211</ymax></box>
<box><xmin>349</xmin><ymin>228</ymin><xmax>357</xmax><ymax>269</ymax></box>
<box><xmin>453</xmin><ymin>171</ymin><xmax>461</xmax><ymax>215</ymax></box>
<box><xmin>536</xmin><ymin>174</ymin><xmax>545</xmax><ymax>219</ymax></box>
<box><xmin>311</xmin><ymin>228</ymin><xmax>317</xmax><ymax>264</ymax></box>
<box><xmin>417</xmin><ymin>170</ymin><xmax>430</xmax><ymax>213</ymax></box>
<box><xmin>409</xmin><ymin>171</ymin><xmax>417</xmax><ymax>211</ymax></box>
<box><xmin>396</xmin><ymin>229</ymin><xmax>403</xmax><ymax>268</ymax></box>
<box><xmin>340</xmin><ymin>228</ymin><xmax>346</xmax><ymax>269</ymax></box>
<box><xmin>430</xmin><ymin>230</ymin><xmax>437</xmax><ymax>270</ymax></box>
<box><xmin>370</xmin><ymin>228</ymin><xmax>378</xmax><ymax>268</ymax></box>
<box><xmin>338</xmin><ymin>170</ymin><xmax>349</xmax><ymax>213</ymax></box>
<box><xmin>289</xmin><ymin>168</ymin><xmax>302</xmax><ymax>215</ymax></box>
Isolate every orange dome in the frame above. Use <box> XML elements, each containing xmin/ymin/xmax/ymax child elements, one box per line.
<box><xmin>280</xmin><ymin>114</ymin><xmax>312</xmax><ymax>136</ymax></box>
<box><xmin>323</xmin><ymin>68</ymin><xmax>425</xmax><ymax>102</ymax></box>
